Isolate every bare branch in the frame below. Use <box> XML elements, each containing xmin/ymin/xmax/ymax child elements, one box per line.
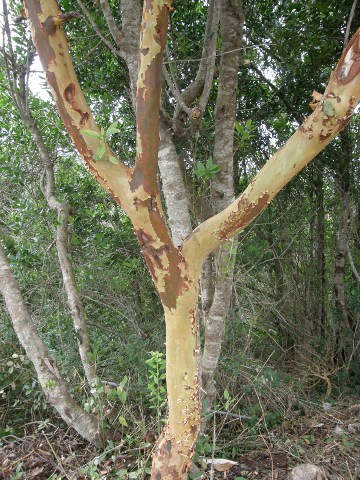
<box><xmin>0</xmin><ymin>242</ymin><xmax>102</xmax><ymax>446</ymax></box>
<box><xmin>99</xmin><ymin>0</ymin><xmax>123</xmax><ymax>47</ymax></box>
<box><xmin>77</xmin><ymin>0</ymin><xmax>125</xmax><ymax>59</ymax></box>
<box><xmin>181</xmin><ymin>0</ymin><xmax>220</xmax><ymax>106</ymax></box>
<box><xmin>347</xmin><ymin>245</ymin><xmax>360</xmax><ymax>284</ymax></box>
<box><xmin>170</xmin><ymin>0</ymin><xmax>219</xmax><ymax>132</ymax></box>
<box><xmin>345</xmin><ymin>0</ymin><xmax>358</xmax><ymax>46</ymax></box>
<box><xmin>25</xmin><ymin>116</ymin><xmax>98</xmax><ymax>386</ymax></box>
<box><xmin>2</xmin><ymin>7</ymin><xmax>98</xmax><ymax>385</ymax></box>
<box><xmin>162</xmin><ymin>62</ymin><xmax>192</xmax><ymax>116</ymax></box>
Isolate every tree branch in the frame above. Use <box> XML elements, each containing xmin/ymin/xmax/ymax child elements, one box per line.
<box><xmin>99</xmin><ymin>0</ymin><xmax>123</xmax><ymax>47</ymax></box>
<box><xmin>0</xmin><ymin>242</ymin><xmax>102</xmax><ymax>446</ymax></box>
<box><xmin>130</xmin><ymin>0</ymin><xmax>171</xmax><ymax>195</ymax></box>
<box><xmin>162</xmin><ymin>62</ymin><xmax>192</xmax><ymax>116</ymax></box>
<box><xmin>76</xmin><ymin>0</ymin><xmax>125</xmax><ymax>59</ymax></box>
<box><xmin>24</xmin><ymin>0</ymin><xmax>132</xmax><ymax>210</ymax></box>
<box><xmin>345</xmin><ymin>0</ymin><xmax>358</xmax><ymax>46</ymax></box>
<box><xmin>347</xmin><ymin>245</ymin><xmax>360</xmax><ymax>284</ymax></box>
<box><xmin>3</xmin><ymin>1</ymin><xmax>98</xmax><ymax>386</ymax></box>
<box><xmin>183</xmin><ymin>29</ymin><xmax>360</xmax><ymax>267</ymax></box>
<box><xmin>180</xmin><ymin>0</ymin><xmax>220</xmax><ymax>106</ymax></box>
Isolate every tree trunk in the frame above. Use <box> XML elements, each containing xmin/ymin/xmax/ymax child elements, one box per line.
<box><xmin>0</xmin><ymin>243</ymin><xmax>102</xmax><ymax>446</ymax></box>
<box><xmin>159</xmin><ymin>121</ymin><xmax>193</xmax><ymax>246</ymax></box>
<box><xmin>23</xmin><ymin>1</ymin><xmax>360</xmax><ymax>476</ymax></box>
<box><xmin>201</xmin><ymin>0</ymin><xmax>244</xmax><ymax>398</ymax></box>
<box><xmin>314</xmin><ymin>168</ymin><xmax>326</xmax><ymax>338</ymax></box>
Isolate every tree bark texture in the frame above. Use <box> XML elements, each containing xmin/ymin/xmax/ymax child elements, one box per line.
<box><xmin>23</xmin><ymin>0</ymin><xmax>360</xmax><ymax>476</ymax></box>
<box><xmin>158</xmin><ymin>121</ymin><xmax>193</xmax><ymax>246</ymax></box>
<box><xmin>201</xmin><ymin>0</ymin><xmax>244</xmax><ymax>397</ymax></box>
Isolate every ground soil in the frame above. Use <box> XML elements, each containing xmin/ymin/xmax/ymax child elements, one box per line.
<box><xmin>1</xmin><ymin>402</ymin><xmax>359</xmax><ymax>479</ymax></box>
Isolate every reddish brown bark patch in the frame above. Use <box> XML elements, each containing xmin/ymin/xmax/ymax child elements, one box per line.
<box><xmin>42</xmin><ymin>16</ymin><xmax>57</xmax><ymax>36</ymax></box>
<box><xmin>64</xmin><ymin>83</ymin><xmax>89</xmax><ymax>126</ymax></box>
<box><xmin>134</xmin><ymin>221</ymin><xmax>187</xmax><ymax>310</ymax></box>
<box><xmin>152</xmin><ymin>438</ymin><xmax>188</xmax><ymax>480</ymax></box>
<box><xmin>133</xmin><ymin>198</ymin><xmax>188</xmax><ymax>310</ymax></box>
<box><xmin>45</xmin><ymin>72</ymin><xmax>93</xmax><ymax>164</ymax></box>
<box><xmin>319</xmin><ymin>129</ymin><xmax>332</xmax><ymax>142</ymax></box>
<box><xmin>131</xmin><ymin>5</ymin><xmax>169</xmax><ymax>196</ymax></box>
<box><xmin>335</xmin><ymin>30</ymin><xmax>360</xmax><ymax>85</ymax></box>
<box><xmin>216</xmin><ymin>193</ymin><xmax>270</xmax><ymax>240</ymax></box>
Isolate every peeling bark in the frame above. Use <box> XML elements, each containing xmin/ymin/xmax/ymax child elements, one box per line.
<box><xmin>183</xmin><ymin>40</ymin><xmax>360</xmax><ymax>265</ymax></box>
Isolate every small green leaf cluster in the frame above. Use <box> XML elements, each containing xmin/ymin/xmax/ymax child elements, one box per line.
<box><xmin>191</xmin><ymin>433</ymin><xmax>212</xmax><ymax>474</ymax></box>
<box><xmin>223</xmin><ymin>388</ymin><xmax>234</xmax><ymax>411</ymax></box>
<box><xmin>146</xmin><ymin>351</ymin><xmax>167</xmax><ymax>434</ymax></box>
<box><xmin>9</xmin><ymin>462</ymin><xmax>23</xmax><ymax>480</ymax></box>
<box><xmin>194</xmin><ymin>157</ymin><xmax>221</xmax><ymax>180</ymax></box>
<box><xmin>235</xmin><ymin>119</ymin><xmax>256</xmax><ymax>148</ymax></box>
<box><xmin>82</xmin><ymin>122</ymin><xmax>121</xmax><ymax>164</ymax></box>
<box><xmin>44</xmin><ymin>379</ymin><xmax>57</xmax><ymax>389</ymax></box>
<box><xmin>83</xmin><ymin>376</ymin><xmax>129</xmax><ymax>432</ymax></box>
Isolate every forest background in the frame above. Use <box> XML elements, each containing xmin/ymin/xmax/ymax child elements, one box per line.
<box><xmin>0</xmin><ymin>0</ymin><xmax>359</xmax><ymax>478</ymax></box>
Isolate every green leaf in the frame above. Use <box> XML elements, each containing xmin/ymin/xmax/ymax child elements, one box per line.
<box><xmin>96</xmin><ymin>144</ymin><xmax>106</xmax><ymax>159</ymax></box>
<box><xmin>106</xmin><ymin>122</ymin><xmax>122</xmax><ymax>138</ymax></box>
<box><xmin>118</xmin><ymin>390</ymin><xmax>127</xmax><ymax>404</ymax></box>
<box><xmin>82</xmin><ymin>130</ymin><xmax>103</xmax><ymax>140</ymax></box>
<box><xmin>194</xmin><ymin>163</ymin><xmax>206</xmax><ymax>178</ymax></box>
<box><xmin>224</xmin><ymin>389</ymin><xmax>230</xmax><ymax>400</ymax></box>
<box><xmin>109</xmin><ymin>155</ymin><xmax>119</xmax><ymax>164</ymax></box>
<box><xmin>106</xmin><ymin>127</ymin><xmax>121</xmax><ymax>137</ymax></box>
<box><xmin>129</xmin><ymin>472</ymin><xmax>140</xmax><ymax>479</ymax></box>
<box><xmin>235</xmin><ymin>122</ymin><xmax>243</xmax><ymax>134</ymax></box>
<box><xmin>119</xmin><ymin>416</ymin><xmax>128</xmax><ymax>427</ymax></box>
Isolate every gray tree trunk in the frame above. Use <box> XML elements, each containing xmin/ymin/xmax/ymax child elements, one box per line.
<box><xmin>201</xmin><ymin>0</ymin><xmax>244</xmax><ymax>397</ymax></box>
<box><xmin>0</xmin><ymin>243</ymin><xmax>102</xmax><ymax>446</ymax></box>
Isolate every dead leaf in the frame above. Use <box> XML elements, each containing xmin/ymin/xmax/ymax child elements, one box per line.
<box><xmin>206</xmin><ymin>458</ymin><xmax>238</xmax><ymax>472</ymax></box>
<box><xmin>30</xmin><ymin>466</ymin><xmax>44</xmax><ymax>478</ymax></box>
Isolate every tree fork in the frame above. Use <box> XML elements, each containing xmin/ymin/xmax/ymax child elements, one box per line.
<box><xmin>23</xmin><ymin>0</ymin><xmax>360</xmax><ymax>477</ymax></box>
